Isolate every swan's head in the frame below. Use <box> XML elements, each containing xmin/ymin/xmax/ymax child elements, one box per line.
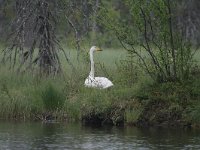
<box><xmin>90</xmin><ymin>46</ymin><xmax>102</xmax><ymax>52</ymax></box>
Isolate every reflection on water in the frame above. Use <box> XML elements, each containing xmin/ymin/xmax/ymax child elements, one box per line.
<box><xmin>0</xmin><ymin>121</ymin><xmax>200</xmax><ymax>150</ymax></box>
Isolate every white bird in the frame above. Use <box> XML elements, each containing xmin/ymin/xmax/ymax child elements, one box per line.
<box><xmin>84</xmin><ymin>46</ymin><xmax>114</xmax><ymax>89</ymax></box>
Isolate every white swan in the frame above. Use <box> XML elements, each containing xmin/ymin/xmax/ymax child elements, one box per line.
<box><xmin>84</xmin><ymin>46</ymin><xmax>114</xmax><ymax>89</ymax></box>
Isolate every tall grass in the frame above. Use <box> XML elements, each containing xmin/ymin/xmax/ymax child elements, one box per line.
<box><xmin>0</xmin><ymin>46</ymin><xmax>200</xmax><ymax>127</ymax></box>
<box><xmin>0</xmin><ymin>69</ymin><xmax>66</xmax><ymax>120</ymax></box>
<box><xmin>0</xmin><ymin>48</ymin><xmax>133</xmax><ymax>121</ymax></box>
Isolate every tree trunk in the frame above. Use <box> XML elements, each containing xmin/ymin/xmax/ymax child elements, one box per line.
<box><xmin>167</xmin><ymin>0</ymin><xmax>177</xmax><ymax>80</ymax></box>
<box><xmin>91</xmin><ymin>0</ymin><xmax>99</xmax><ymax>45</ymax></box>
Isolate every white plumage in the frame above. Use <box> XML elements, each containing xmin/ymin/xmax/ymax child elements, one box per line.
<box><xmin>84</xmin><ymin>46</ymin><xmax>114</xmax><ymax>89</ymax></box>
<box><xmin>85</xmin><ymin>76</ymin><xmax>114</xmax><ymax>89</ymax></box>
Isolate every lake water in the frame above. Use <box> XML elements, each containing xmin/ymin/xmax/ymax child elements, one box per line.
<box><xmin>0</xmin><ymin>121</ymin><xmax>200</xmax><ymax>150</ymax></box>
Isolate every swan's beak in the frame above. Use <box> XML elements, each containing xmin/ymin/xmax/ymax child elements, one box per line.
<box><xmin>96</xmin><ymin>47</ymin><xmax>102</xmax><ymax>51</ymax></box>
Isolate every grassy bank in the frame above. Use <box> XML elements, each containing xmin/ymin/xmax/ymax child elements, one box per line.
<box><xmin>0</xmin><ymin>47</ymin><xmax>200</xmax><ymax>128</ymax></box>
<box><xmin>0</xmin><ymin>48</ymin><xmax>128</xmax><ymax>121</ymax></box>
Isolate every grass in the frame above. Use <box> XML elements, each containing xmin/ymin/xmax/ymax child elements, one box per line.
<box><xmin>0</xmin><ymin>47</ymin><xmax>130</xmax><ymax>121</ymax></box>
<box><xmin>0</xmin><ymin>45</ymin><xmax>200</xmax><ymax>127</ymax></box>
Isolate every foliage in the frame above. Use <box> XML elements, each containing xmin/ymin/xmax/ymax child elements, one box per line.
<box><xmin>125</xmin><ymin>100</ymin><xmax>144</xmax><ymax>124</ymax></box>
<box><xmin>0</xmin><ymin>0</ymin><xmax>200</xmax><ymax>127</ymax></box>
<box><xmin>100</xmin><ymin>0</ymin><xmax>196</xmax><ymax>82</ymax></box>
<box><xmin>187</xmin><ymin>103</ymin><xmax>200</xmax><ymax>124</ymax></box>
<box><xmin>0</xmin><ymin>47</ymin><xmax>199</xmax><ymax>127</ymax></box>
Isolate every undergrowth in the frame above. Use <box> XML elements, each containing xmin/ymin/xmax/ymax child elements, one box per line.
<box><xmin>0</xmin><ymin>49</ymin><xmax>200</xmax><ymax>127</ymax></box>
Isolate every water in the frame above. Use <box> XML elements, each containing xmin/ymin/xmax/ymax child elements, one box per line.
<box><xmin>0</xmin><ymin>122</ymin><xmax>200</xmax><ymax>150</ymax></box>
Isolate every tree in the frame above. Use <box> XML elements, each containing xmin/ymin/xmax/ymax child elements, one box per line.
<box><xmin>100</xmin><ymin>0</ymin><xmax>195</xmax><ymax>82</ymax></box>
<box><xmin>2</xmin><ymin>0</ymin><xmax>74</xmax><ymax>75</ymax></box>
<box><xmin>63</xmin><ymin>0</ymin><xmax>101</xmax><ymax>60</ymax></box>
<box><xmin>176</xmin><ymin>0</ymin><xmax>200</xmax><ymax>46</ymax></box>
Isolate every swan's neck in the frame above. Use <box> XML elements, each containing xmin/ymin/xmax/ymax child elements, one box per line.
<box><xmin>89</xmin><ymin>50</ymin><xmax>95</xmax><ymax>78</ymax></box>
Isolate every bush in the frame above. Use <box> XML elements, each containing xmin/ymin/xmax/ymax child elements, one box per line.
<box><xmin>100</xmin><ymin>0</ymin><xmax>195</xmax><ymax>82</ymax></box>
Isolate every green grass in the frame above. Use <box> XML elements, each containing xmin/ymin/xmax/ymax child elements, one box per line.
<box><xmin>0</xmin><ymin>47</ymin><xmax>130</xmax><ymax>121</ymax></box>
<box><xmin>0</xmin><ymin>46</ymin><xmax>200</xmax><ymax>127</ymax></box>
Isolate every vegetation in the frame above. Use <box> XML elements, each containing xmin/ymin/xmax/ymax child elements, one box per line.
<box><xmin>100</xmin><ymin>0</ymin><xmax>196</xmax><ymax>83</ymax></box>
<box><xmin>0</xmin><ymin>49</ymin><xmax>199</xmax><ymax>128</ymax></box>
<box><xmin>0</xmin><ymin>0</ymin><xmax>200</xmax><ymax>128</ymax></box>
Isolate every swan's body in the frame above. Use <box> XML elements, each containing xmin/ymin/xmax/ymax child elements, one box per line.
<box><xmin>85</xmin><ymin>76</ymin><xmax>113</xmax><ymax>89</ymax></box>
<box><xmin>84</xmin><ymin>46</ymin><xmax>113</xmax><ymax>89</ymax></box>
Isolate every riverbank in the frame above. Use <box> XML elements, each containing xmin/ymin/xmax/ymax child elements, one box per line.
<box><xmin>80</xmin><ymin>78</ymin><xmax>200</xmax><ymax>128</ymax></box>
<box><xmin>0</xmin><ymin>49</ymin><xmax>200</xmax><ymax>128</ymax></box>
<box><xmin>0</xmin><ymin>69</ymin><xmax>200</xmax><ymax>128</ymax></box>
